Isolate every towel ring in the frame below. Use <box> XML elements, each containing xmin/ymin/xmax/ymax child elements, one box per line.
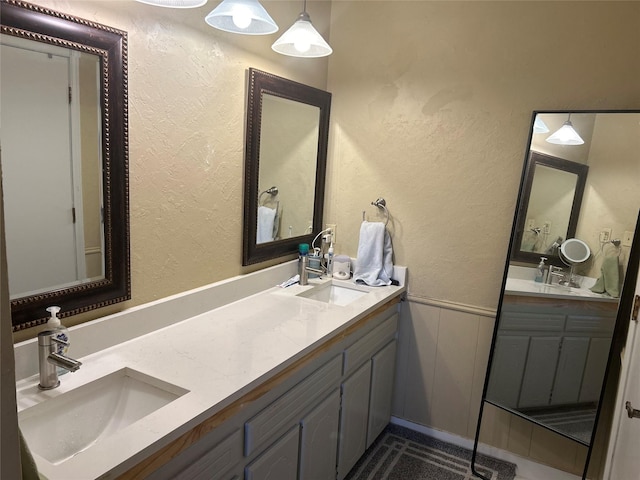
<box><xmin>362</xmin><ymin>197</ymin><xmax>390</xmax><ymax>226</ymax></box>
<box><xmin>258</xmin><ymin>186</ymin><xmax>278</xmax><ymax>206</ymax></box>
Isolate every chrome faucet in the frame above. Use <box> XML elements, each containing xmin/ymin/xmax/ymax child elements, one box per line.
<box><xmin>298</xmin><ymin>256</ymin><xmax>325</xmax><ymax>286</ymax></box>
<box><xmin>38</xmin><ymin>330</ymin><xmax>82</xmax><ymax>390</ymax></box>
<box><xmin>546</xmin><ymin>265</ymin><xmax>565</xmax><ymax>285</ymax></box>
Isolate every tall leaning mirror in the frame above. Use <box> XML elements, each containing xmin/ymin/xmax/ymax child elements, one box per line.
<box><xmin>0</xmin><ymin>0</ymin><xmax>130</xmax><ymax>330</ymax></box>
<box><xmin>242</xmin><ymin>68</ymin><xmax>331</xmax><ymax>265</ymax></box>
<box><xmin>472</xmin><ymin>111</ymin><xmax>640</xmax><ymax>479</ymax></box>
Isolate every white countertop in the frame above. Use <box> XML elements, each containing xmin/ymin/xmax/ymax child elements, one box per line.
<box><xmin>15</xmin><ymin>271</ymin><xmax>406</xmax><ymax>480</ymax></box>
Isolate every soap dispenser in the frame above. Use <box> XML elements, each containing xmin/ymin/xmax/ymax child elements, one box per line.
<box><xmin>45</xmin><ymin>306</ymin><xmax>70</xmax><ymax>373</ymax></box>
<box><xmin>534</xmin><ymin>257</ymin><xmax>547</xmax><ymax>283</ymax></box>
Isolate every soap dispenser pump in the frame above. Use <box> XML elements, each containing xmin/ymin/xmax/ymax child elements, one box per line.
<box><xmin>45</xmin><ymin>306</ymin><xmax>70</xmax><ymax>373</ymax></box>
<box><xmin>534</xmin><ymin>257</ymin><xmax>547</xmax><ymax>283</ymax></box>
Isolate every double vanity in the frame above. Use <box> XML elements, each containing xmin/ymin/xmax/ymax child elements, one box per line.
<box><xmin>14</xmin><ymin>260</ymin><xmax>406</xmax><ymax>480</ymax></box>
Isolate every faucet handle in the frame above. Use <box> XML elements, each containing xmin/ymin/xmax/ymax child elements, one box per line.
<box><xmin>51</xmin><ymin>336</ymin><xmax>70</xmax><ymax>347</ymax></box>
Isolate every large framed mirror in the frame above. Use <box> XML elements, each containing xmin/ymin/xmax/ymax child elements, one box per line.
<box><xmin>1</xmin><ymin>0</ymin><xmax>130</xmax><ymax>331</ymax></box>
<box><xmin>242</xmin><ymin>68</ymin><xmax>331</xmax><ymax>265</ymax></box>
<box><xmin>473</xmin><ymin>111</ymin><xmax>640</xmax><ymax>478</ymax></box>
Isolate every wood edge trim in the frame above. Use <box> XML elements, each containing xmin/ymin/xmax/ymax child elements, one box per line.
<box><xmin>117</xmin><ymin>296</ymin><xmax>400</xmax><ymax>479</ymax></box>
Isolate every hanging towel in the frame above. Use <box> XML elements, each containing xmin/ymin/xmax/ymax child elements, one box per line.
<box><xmin>257</xmin><ymin>206</ymin><xmax>276</xmax><ymax>244</ymax></box>
<box><xmin>590</xmin><ymin>254</ymin><xmax>621</xmax><ymax>298</ymax></box>
<box><xmin>353</xmin><ymin>221</ymin><xmax>394</xmax><ymax>286</ymax></box>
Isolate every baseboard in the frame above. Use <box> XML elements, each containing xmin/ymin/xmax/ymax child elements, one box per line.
<box><xmin>389</xmin><ymin>417</ymin><xmax>582</xmax><ymax>480</ymax></box>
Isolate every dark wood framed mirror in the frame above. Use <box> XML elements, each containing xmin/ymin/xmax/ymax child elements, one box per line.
<box><xmin>242</xmin><ymin>68</ymin><xmax>331</xmax><ymax>266</ymax></box>
<box><xmin>512</xmin><ymin>151</ymin><xmax>588</xmax><ymax>264</ymax></box>
<box><xmin>1</xmin><ymin>0</ymin><xmax>130</xmax><ymax>331</ymax></box>
<box><xmin>472</xmin><ymin>110</ymin><xmax>640</xmax><ymax>479</ymax></box>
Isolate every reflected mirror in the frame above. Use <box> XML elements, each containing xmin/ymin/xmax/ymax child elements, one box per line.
<box><xmin>1</xmin><ymin>0</ymin><xmax>130</xmax><ymax>330</ymax></box>
<box><xmin>243</xmin><ymin>68</ymin><xmax>331</xmax><ymax>265</ymax></box>
<box><xmin>474</xmin><ymin>110</ymin><xmax>640</xmax><ymax>479</ymax></box>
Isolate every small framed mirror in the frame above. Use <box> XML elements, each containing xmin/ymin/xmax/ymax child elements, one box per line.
<box><xmin>242</xmin><ymin>68</ymin><xmax>331</xmax><ymax>265</ymax></box>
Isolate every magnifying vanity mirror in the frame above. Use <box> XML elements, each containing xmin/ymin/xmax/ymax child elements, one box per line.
<box><xmin>1</xmin><ymin>0</ymin><xmax>130</xmax><ymax>331</ymax></box>
<box><xmin>242</xmin><ymin>68</ymin><xmax>331</xmax><ymax>265</ymax></box>
<box><xmin>473</xmin><ymin>111</ymin><xmax>640</xmax><ymax>479</ymax></box>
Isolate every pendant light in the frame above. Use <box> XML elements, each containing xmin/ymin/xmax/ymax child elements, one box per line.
<box><xmin>135</xmin><ymin>0</ymin><xmax>207</xmax><ymax>7</ymax></box>
<box><xmin>533</xmin><ymin>116</ymin><xmax>549</xmax><ymax>134</ymax></box>
<box><xmin>272</xmin><ymin>0</ymin><xmax>332</xmax><ymax>58</ymax></box>
<box><xmin>546</xmin><ymin>114</ymin><xmax>584</xmax><ymax>145</ymax></box>
<box><xmin>205</xmin><ymin>0</ymin><xmax>278</xmax><ymax>35</ymax></box>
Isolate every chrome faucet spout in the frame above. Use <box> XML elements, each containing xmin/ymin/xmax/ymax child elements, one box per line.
<box><xmin>37</xmin><ymin>330</ymin><xmax>82</xmax><ymax>390</ymax></box>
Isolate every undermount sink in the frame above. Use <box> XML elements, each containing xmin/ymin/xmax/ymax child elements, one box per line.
<box><xmin>19</xmin><ymin>367</ymin><xmax>188</xmax><ymax>465</ymax></box>
<box><xmin>297</xmin><ymin>281</ymin><xmax>369</xmax><ymax>306</ymax></box>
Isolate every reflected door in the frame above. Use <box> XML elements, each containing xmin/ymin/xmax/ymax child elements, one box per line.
<box><xmin>1</xmin><ymin>43</ymin><xmax>79</xmax><ymax>296</ymax></box>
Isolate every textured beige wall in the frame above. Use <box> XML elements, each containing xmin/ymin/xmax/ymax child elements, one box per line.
<box><xmin>14</xmin><ymin>0</ymin><xmax>330</xmax><ymax>337</ymax></box>
<box><xmin>324</xmin><ymin>1</ymin><xmax>640</xmax><ymax>309</ymax></box>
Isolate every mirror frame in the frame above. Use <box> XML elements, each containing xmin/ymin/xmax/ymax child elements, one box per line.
<box><xmin>2</xmin><ymin>0</ymin><xmax>130</xmax><ymax>331</ymax></box>
<box><xmin>242</xmin><ymin>68</ymin><xmax>331</xmax><ymax>265</ymax></box>
<box><xmin>512</xmin><ymin>151</ymin><xmax>588</xmax><ymax>265</ymax></box>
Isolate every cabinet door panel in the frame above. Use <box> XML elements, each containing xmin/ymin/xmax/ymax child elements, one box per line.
<box><xmin>300</xmin><ymin>390</ymin><xmax>341</xmax><ymax>480</ymax></box>
<box><xmin>337</xmin><ymin>361</ymin><xmax>372</xmax><ymax>480</ymax></box>
<box><xmin>551</xmin><ymin>337</ymin><xmax>589</xmax><ymax>405</ymax></box>
<box><xmin>367</xmin><ymin>340</ymin><xmax>397</xmax><ymax>447</ymax></box>
<box><xmin>245</xmin><ymin>426</ymin><xmax>300</xmax><ymax>480</ymax></box>
<box><xmin>519</xmin><ymin>336</ymin><xmax>561</xmax><ymax>408</ymax></box>
<box><xmin>487</xmin><ymin>335</ymin><xmax>529</xmax><ymax>408</ymax></box>
<box><xmin>580</xmin><ymin>337</ymin><xmax>612</xmax><ymax>403</ymax></box>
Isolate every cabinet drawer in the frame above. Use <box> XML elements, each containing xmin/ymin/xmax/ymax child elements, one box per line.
<box><xmin>344</xmin><ymin>313</ymin><xmax>398</xmax><ymax>375</ymax></box>
<box><xmin>245</xmin><ymin>355</ymin><xmax>342</xmax><ymax>456</ymax></box>
<box><xmin>499</xmin><ymin>312</ymin><xmax>565</xmax><ymax>332</ymax></box>
<box><xmin>566</xmin><ymin>315</ymin><xmax>615</xmax><ymax>334</ymax></box>
<box><xmin>174</xmin><ymin>429</ymin><xmax>243</xmax><ymax>480</ymax></box>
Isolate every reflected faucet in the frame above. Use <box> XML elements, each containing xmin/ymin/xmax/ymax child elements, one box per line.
<box><xmin>38</xmin><ymin>330</ymin><xmax>82</xmax><ymax>390</ymax></box>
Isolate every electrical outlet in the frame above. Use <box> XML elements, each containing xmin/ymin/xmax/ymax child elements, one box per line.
<box><xmin>543</xmin><ymin>221</ymin><xmax>551</xmax><ymax>234</ymax></box>
<box><xmin>623</xmin><ymin>230</ymin><xmax>634</xmax><ymax>247</ymax></box>
<box><xmin>326</xmin><ymin>224</ymin><xmax>337</xmax><ymax>244</ymax></box>
<box><xmin>600</xmin><ymin>228</ymin><xmax>612</xmax><ymax>243</ymax></box>
<box><xmin>527</xmin><ymin>218</ymin><xmax>536</xmax><ymax>230</ymax></box>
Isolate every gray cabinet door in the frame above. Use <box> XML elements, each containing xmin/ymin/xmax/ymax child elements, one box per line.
<box><xmin>299</xmin><ymin>390</ymin><xmax>341</xmax><ymax>480</ymax></box>
<box><xmin>245</xmin><ymin>426</ymin><xmax>300</xmax><ymax>480</ymax></box>
<box><xmin>337</xmin><ymin>361</ymin><xmax>372</xmax><ymax>480</ymax></box>
<box><xmin>580</xmin><ymin>336</ymin><xmax>613</xmax><ymax>403</ymax></box>
<box><xmin>487</xmin><ymin>336</ymin><xmax>529</xmax><ymax>408</ymax></box>
<box><xmin>519</xmin><ymin>336</ymin><xmax>562</xmax><ymax>408</ymax></box>
<box><xmin>551</xmin><ymin>336</ymin><xmax>590</xmax><ymax>405</ymax></box>
<box><xmin>367</xmin><ymin>340</ymin><xmax>397</xmax><ymax>447</ymax></box>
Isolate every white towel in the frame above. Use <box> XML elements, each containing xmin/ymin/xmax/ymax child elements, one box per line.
<box><xmin>353</xmin><ymin>221</ymin><xmax>394</xmax><ymax>286</ymax></box>
<box><xmin>257</xmin><ymin>206</ymin><xmax>276</xmax><ymax>244</ymax></box>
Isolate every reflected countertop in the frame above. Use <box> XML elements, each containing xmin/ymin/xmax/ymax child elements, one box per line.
<box><xmin>505</xmin><ymin>266</ymin><xmax>618</xmax><ymax>303</ymax></box>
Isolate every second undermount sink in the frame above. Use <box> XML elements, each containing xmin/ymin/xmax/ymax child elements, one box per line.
<box><xmin>297</xmin><ymin>281</ymin><xmax>369</xmax><ymax>306</ymax></box>
<box><xmin>19</xmin><ymin>367</ymin><xmax>188</xmax><ymax>465</ymax></box>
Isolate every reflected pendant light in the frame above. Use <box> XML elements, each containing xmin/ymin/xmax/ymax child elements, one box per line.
<box><xmin>533</xmin><ymin>116</ymin><xmax>549</xmax><ymax>134</ymax></box>
<box><xmin>272</xmin><ymin>0</ymin><xmax>332</xmax><ymax>58</ymax></box>
<box><xmin>205</xmin><ymin>0</ymin><xmax>278</xmax><ymax>35</ymax></box>
<box><xmin>135</xmin><ymin>0</ymin><xmax>207</xmax><ymax>7</ymax></box>
<box><xmin>546</xmin><ymin>114</ymin><xmax>585</xmax><ymax>145</ymax></box>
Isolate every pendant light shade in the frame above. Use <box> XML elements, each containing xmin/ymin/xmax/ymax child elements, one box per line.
<box><xmin>272</xmin><ymin>3</ymin><xmax>332</xmax><ymax>57</ymax></box>
<box><xmin>546</xmin><ymin>115</ymin><xmax>584</xmax><ymax>145</ymax></box>
<box><xmin>135</xmin><ymin>0</ymin><xmax>207</xmax><ymax>7</ymax></box>
<box><xmin>533</xmin><ymin>116</ymin><xmax>549</xmax><ymax>134</ymax></box>
<box><xmin>205</xmin><ymin>0</ymin><xmax>278</xmax><ymax>35</ymax></box>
